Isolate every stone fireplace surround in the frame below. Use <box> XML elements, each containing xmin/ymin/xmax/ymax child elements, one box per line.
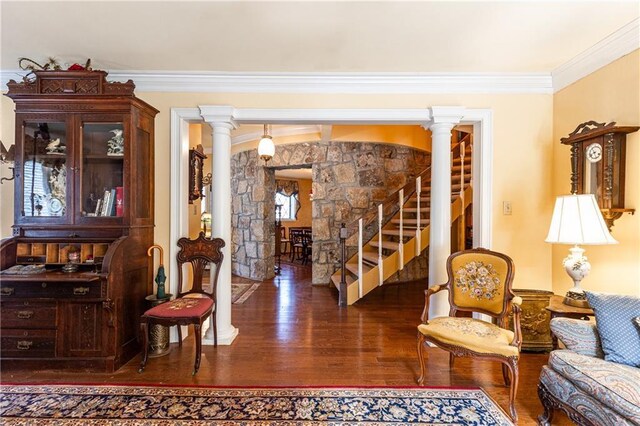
<box><xmin>230</xmin><ymin>140</ymin><xmax>430</xmax><ymax>284</ymax></box>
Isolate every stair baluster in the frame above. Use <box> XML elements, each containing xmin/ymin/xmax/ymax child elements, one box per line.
<box><xmin>339</xmin><ymin>222</ymin><xmax>348</xmax><ymax>307</ymax></box>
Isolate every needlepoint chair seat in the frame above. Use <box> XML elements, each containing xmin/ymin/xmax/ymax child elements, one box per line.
<box><xmin>417</xmin><ymin>248</ymin><xmax>522</xmax><ymax>422</ymax></box>
<box><xmin>417</xmin><ymin>317</ymin><xmax>518</xmax><ymax>357</ymax></box>
<box><xmin>144</xmin><ymin>297</ymin><xmax>214</xmax><ymax>318</ymax></box>
<box><xmin>139</xmin><ymin>233</ymin><xmax>225</xmax><ymax>375</ymax></box>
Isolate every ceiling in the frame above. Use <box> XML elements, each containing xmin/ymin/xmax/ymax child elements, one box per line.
<box><xmin>1</xmin><ymin>1</ymin><xmax>638</xmax><ymax>74</ymax></box>
<box><xmin>275</xmin><ymin>168</ymin><xmax>313</xmax><ymax>180</ymax></box>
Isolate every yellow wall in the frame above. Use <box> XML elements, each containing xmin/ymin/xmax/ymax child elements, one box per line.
<box><xmin>280</xmin><ymin>178</ymin><xmax>313</xmax><ymax>235</ymax></box>
<box><xmin>552</xmin><ymin>49</ymin><xmax>640</xmax><ymax>296</ymax></box>
<box><xmin>331</xmin><ymin>125</ymin><xmax>431</xmax><ymax>151</ymax></box>
<box><xmin>0</xmin><ymin>91</ymin><xmax>554</xmax><ymax>291</ymax></box>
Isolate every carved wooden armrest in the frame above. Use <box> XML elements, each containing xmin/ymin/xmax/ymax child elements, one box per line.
<box><xmin>420</xmin><ymin>284</ymin><xmax>447</xmax><ymax>324</ymax></box>
<box><xmin>510</xmin><ymin>296</ymin><xmax>523</xmax><ymax>349</ymax></box>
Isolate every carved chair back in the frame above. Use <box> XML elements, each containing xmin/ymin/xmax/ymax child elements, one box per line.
<box><xmin>176</xmin><ymin>233</ymin><xmax>225</xmax><ymax>302</ymax></box>
<box><xmin>445</xmin><ymin>248</ymin><xmax>516</xmax><ymax>328</ymax></box>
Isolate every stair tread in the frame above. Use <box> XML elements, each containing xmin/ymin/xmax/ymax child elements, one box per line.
<box><xmin>403</xmin><ymin>207</ymin><xmax>430</xmax><ymax>213</ymax></box>
<box><xmin>345</xmin><ymin>262</ymin><xmax>373</xmax><ymax>276</ymax></box>
<box><xmin>362</xmin><ymin>251</ymin><xmax>387</xmax><ymax>264</ymax></box>
<box><xmin>331</xmin><ymin>273</ymin><xmax>355</xmax><ymax>289</ymax></box>
<box><xmin>369</xmin><ymin>240</ymin><xmax>400</xmax><ymax>251</ymax></box>
<box><xmin>392</xmin><ymin>218</ymin><xmax>429</xmax><ymax>225</ymax></box>
<box><xmin>380</xmin><ymin>229</ymin><xmax>414</xmax><ymax>238</ymax></box>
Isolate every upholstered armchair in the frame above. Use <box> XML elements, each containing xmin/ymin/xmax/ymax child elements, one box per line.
<box><xmin>417</xmin><ymin>248</ymin><xmax>522</xmax><ymax>422</ymax></box>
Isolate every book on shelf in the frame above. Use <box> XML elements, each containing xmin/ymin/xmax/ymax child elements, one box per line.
<box><xmin>109</xmin><ymin>188</ymin><xmax>117</xmax><ymax>216</ymax></box>
<box><xmin>101</xmin><ymin>190</ymin><xmax>111</xmax><ymax>216</ymax></box>
<box><xmin>115</xmin><ymin>186</ymin><xmax>124</xmax><ymax>217</ymax></box>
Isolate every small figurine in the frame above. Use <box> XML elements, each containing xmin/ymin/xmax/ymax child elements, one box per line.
<box><xmin>107</xmin><ymin>129</ymin><xmax>124</xmax><ymax>156</ymax></box>
<box><xmin>45</xmin><ymin>138</ymin><xmax>65</xmax><ymax>154</ymax></box>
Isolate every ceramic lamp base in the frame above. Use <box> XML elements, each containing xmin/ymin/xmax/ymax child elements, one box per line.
<box><xmin>563</xmin><ymin>291</ymin><xmax>590</xmax><ymax>308</ymax></box>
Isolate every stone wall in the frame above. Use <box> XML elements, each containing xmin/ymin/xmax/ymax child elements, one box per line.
<box><xmin>230</xmin><ymin>141</ymin><xmax>430</xmax><ymax>284</ymax></box>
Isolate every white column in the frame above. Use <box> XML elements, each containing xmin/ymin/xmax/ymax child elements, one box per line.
<box><xmin>199</xmin><ymin>106</ymin><xmax>238</xmax><ymax>345</ymax></box>
<box><xmin>426</xmin><ymin>107</ymin><xmax>465</xmax><ymax>319</ymax></box>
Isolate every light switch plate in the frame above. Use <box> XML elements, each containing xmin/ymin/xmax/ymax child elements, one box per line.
<box><xmin>503</xmin><ymin>201</ymin><xmax>512</xmax><ymax>215</ymax></box>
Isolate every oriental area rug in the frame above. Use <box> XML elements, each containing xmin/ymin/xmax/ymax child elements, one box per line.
<box><xmin>231</xmin><ymin>282</ymin><xmax>260</xmax><ymax>304</ymax></box>
<box><xmin>0</xmin><ymin>384</ymin><xmax>514</xmax><ymax>425</ymax></box>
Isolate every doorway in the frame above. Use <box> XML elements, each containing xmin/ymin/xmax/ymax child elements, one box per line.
<box><xmin>273</xmin><ymin>167</ymin><xmax>313</xmax><ymax>273</ymax></box>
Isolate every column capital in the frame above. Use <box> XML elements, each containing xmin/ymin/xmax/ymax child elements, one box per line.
<box><xmin>199</xmin><ymin>105</ymin><xmax>238</xmax><ymax>129</ymax></box>
<box><xmin>422</xmin><ymin>106</ymin><xmax>466</xmax><ymax>131</ymax></box>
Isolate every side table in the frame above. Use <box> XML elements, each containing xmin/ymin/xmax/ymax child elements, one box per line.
<box><xmin>545</xmin><ymin>294</ymin><xmax>594</xmax><ymax>350</ymax></box>
<box><xmin>145</xmin><ymin>294</ymin><xmax>173</xmax><ymax>357</ymax></box>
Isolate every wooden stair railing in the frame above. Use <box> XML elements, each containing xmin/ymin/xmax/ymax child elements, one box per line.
<box><xmin>333</xmin><ymin>133</ymin><xmax>472</xmax><ymax>305</ymax></box>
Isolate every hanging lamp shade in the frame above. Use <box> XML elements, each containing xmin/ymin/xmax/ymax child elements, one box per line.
<box><xmin>257</xmin><ymin>124</ymin><xmax>275</xmax><ymax>162</ymax></box>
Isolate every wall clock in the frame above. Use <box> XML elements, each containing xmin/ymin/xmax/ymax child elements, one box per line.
<box><xmin>561</xmin><ymin>121</ymin><xmax>639</xmax><ymax>231</ymax></box>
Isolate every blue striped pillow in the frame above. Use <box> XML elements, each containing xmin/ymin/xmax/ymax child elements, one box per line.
<box><xmin>585</xmin><ymin>292</ymin><xmax>640</xmax><ymax>367</ymax></box>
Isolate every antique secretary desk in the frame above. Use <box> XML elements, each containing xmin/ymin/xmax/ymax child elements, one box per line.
<box><xmin>0</xmin><ymin>71</ymin><xmax>158</xmax><ymax>371</ymax></box>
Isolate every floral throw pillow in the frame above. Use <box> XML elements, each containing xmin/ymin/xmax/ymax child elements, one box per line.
<box><xmin>585</xmin><ymin>292</ymin><xmax>640</xmax><ymax>367</ymax></box>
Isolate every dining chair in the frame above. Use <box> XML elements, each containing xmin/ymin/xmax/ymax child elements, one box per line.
<box><xmin>139</xmin><ymin>233</ymin><xmax>224</xmax><ymax>375</ymax></box>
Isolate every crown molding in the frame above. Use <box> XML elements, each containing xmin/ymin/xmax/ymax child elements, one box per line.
<box><xmin>552</xmin><ymin>18</ymin><xmax>640</xmax><ymax>92</ymax></box>
<box><xmin>0</xmin><ymin>70</ymin><xmax>553</xmax><ymax>94</ymax></box>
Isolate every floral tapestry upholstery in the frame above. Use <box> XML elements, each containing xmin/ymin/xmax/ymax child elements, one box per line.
<box><xmin>550</xmin><ymin>317</ymin><xmax>604</xmax><ymax>358</ymax></box>
<box><xmin>540</xmin><ymin>366</ymin><xmax>630</xmax><ymax>426</ymax></box>
<box><xmin>548</xmin><ymin>349</ymin><xmax>640</xmax><ymax>423</ymax></box>
<box><xmin>145</xmin><ymin>297</ymin><xmax>213</xmax><ymax>318</ymax></box>
<box><xmin>418</xmin><ymin>318</ymin><xmax>518</xmax><ymax>357</ymax></box>
<box><xmin>450</xmin><ymin>253</ymin><xmax>509</xmax><ymax>315</ymax></box>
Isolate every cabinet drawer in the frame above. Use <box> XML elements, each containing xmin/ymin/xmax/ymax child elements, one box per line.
<box><xmin>0</xmin><ymin>301</ymin><xmax>56</xmax><ymax>329</ymax></box>
<box><xmin>0</xmin><ymin>281</ymin><xmax>103</xmax><ymax>299</ymax></box>
<box><xmin>1</xmin><ymin>329</ymin><xmax>56</xmax><ymax>358</ymax></box>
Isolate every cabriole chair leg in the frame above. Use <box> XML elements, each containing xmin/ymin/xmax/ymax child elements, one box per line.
<box><xmin>417</xmin><ymin>334</ymin><xmax>428</xmax><ymax>385</ymax></box>
<box><xmin>193</xmin><ymin>322</ymin><xmax>202</xmax><ymax>375</ymax></box>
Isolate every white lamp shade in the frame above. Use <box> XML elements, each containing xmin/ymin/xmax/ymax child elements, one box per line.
<box><xmin>257</xmin><ymin>135</ymin><xmax>275</xmax><ymax>158</ymax></box>
<box><xmin>545</xmin><ymin>194</ymin><xmax>618</xmax><ymax>245</ymax></box>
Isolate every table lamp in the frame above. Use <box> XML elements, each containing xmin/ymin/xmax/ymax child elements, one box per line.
<box><xmin>545</xmin><ymin>194</ymin><xmax>618</xmax><ymax>307</ymax></box>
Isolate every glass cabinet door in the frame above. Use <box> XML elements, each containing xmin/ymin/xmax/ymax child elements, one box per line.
<box><xmin>20</xmin><ymin>121</ymin><xmax>70</xmax><ymax>219</ymax></box>
<box><xmin>79</xmin><ymin>121</ymin><xmax>125</xmax><ymax>219</ymax></box>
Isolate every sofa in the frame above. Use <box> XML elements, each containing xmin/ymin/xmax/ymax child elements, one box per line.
<box><xmin>537</xmin><ymin>317</ymin><xmax>640</xmax><ymax>425</ymax></box>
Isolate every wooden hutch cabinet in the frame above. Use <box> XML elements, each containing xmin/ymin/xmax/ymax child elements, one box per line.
<box><xmin>0</xmin><ymin>70</ymin><xmax>158</xmax><ymax>372</ymax></box>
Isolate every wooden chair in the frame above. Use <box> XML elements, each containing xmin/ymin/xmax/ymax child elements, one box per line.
<box><xmin>279</xmin><ymin>226</ymin><xmax>290</xmax><ymax>255</ymax></box>
<box><xmin>301</xmin><ymin>230</ymin><xmax>312</xmax><ymax>265</ymax></box>
<box><xmin>416</xmin><ymin>248</ymin><xmax>522</xmax><ymax>421</ymax></box>
<box><xmin>139</xmin><ymin>233</ymin><xmax>224</xmax><ymax>375</ymax></box>
<box><xmin>289</xmin><ymin>229</ymin><xmax>305</xmax><ymax>262</ymax></box>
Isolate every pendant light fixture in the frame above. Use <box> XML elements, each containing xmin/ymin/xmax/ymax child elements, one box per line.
<box><xmin>257</xmin><ymin>124</ymin><xmax>275</xmax><ymax>163</ymax></box>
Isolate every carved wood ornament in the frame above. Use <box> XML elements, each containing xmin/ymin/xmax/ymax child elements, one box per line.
<box><xmin>189</xmin><ymin>145</ymin><xmax>207</xmax><ymax>204</ymax></box>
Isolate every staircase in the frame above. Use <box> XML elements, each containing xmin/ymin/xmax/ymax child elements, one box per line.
<box><xmin>332</xmin><ymin>133</ymin><xmax>473</xmax><ymax>305</ymax></box>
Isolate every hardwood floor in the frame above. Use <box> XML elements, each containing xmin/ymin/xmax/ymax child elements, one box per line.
<box><xmin>1</xmin><ymin>263</ymin><xmax>573</xmax><ymax>425</ymax></box>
